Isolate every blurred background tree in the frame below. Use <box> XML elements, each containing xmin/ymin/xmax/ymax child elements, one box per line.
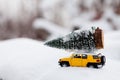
<box><xmin>0</xmin><ymin>0</ymin><xmax>120</xmax><ymax>41</ymax></box>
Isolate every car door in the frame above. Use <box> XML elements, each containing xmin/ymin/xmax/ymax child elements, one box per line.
<box><xmin>71</xmin><ymin>54</ymin><xmax>82</xmax><ymax>66</ymax></box>
<box><xmin>81</xmin><ymin>54</ymin><xmax>88</xmax><ymax>67</ymax></box>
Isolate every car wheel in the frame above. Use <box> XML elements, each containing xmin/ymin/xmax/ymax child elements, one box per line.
<box><xmin>95</xmin><ymin>64</ymin><xmax>103</xmax><ymax>69</ymax></box>
<box><xmin>101</xmin><ymin>56</ymin><xmax>106</xmax><ymax>65</ymax></box>
<box><xmin>87</xmin><ymin>63</ymin><xmax>94</xmax><ymax>68</ymax></box>
<box><xmin>61</xmin><ymin>62</ymin><xmax>69</xmax><ymax>67</ymax></box>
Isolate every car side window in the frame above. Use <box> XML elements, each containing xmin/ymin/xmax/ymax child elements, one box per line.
<box><xmin>77</xmin><ymin>56</ymin><xmax>81</xmax><ymax>58</ymax></box>
<box><xmin>82</xmin><ymin>54</ymin><xmax>87</xmax><ymax>59</ymax></box>
<box><xmin>74</xmin><ymin>54</ymin><xmax>81</xmax><ymax>58</ymax></box>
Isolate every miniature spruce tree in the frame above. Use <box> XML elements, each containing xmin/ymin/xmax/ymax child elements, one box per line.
<box><xmin>45</xmin><ymin>27</ymin><xmax>98</xmax><ymax>52</ymax></box>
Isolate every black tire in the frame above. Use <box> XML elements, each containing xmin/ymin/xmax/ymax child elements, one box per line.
<box><xmin>94</xmin><ymin>64</ymin><xmax>103</xmax><ymax>69</ymax></box>
<box><xmin>101</xmin><ymin>56</ymin><xmax>106</xmax><ymax>65</ymax></box>
<box><xmin>60</xmin><ymin>62</ymin><xmax>70</xmax><ymax>67</ymax></box>
<box><xmin>87</xmin><ymin>63</ymin><xmax>94</xmax><ymax>68</ymax></box>
<box><xmin>87</xmin><ymin>63</ymin><xmax>102</xmax><ymax>69</ymax></box>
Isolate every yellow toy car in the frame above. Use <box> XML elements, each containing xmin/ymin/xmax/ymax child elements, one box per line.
<box><xmin>58</xmin><ymin>53</ymin><xmax>106</xmax><ymax>68</ymax></box>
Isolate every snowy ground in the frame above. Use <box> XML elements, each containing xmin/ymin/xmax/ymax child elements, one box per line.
<box><xmin>0</xmin><ymin>31</ymin><xmax>120</xmax><ymax>80</ymax></box>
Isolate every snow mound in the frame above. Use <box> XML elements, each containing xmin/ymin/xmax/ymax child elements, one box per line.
<box><xmin>0</xmin><ymin>38</ymin><xmax>68</xmax><ymax>80</ymax></box>
<box><xmin>41</xmin><ymin>59</ymin><xmax>120</xmax><ymax>80</ymax></box>
<box><xmin>0</xmin><ymin>34</ymin><xmax>120</xmax><ymax>80</ymax></box>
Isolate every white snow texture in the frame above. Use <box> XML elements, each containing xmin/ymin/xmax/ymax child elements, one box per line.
<box><xmin>0</xmin><ymin>31</ymin><xmax>120</xmax><ymax>80</ymax></box>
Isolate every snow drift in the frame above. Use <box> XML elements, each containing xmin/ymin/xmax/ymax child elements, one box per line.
<box><xmin>0</xmin><ymin>30</ymin><xmax>120</xmax><ymax>80</ymax></box>
<box><xmin>0</xmin><ymin>38</ymin><xmax>68</xmax><ymax>80</ymax></box>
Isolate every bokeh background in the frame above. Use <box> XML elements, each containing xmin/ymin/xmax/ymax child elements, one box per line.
<box><xmin>0</xmin><ymin>1</ymin><xmax>120</xmax><ymax>80</ymax></box>
<box><xmin>0</xmin><ymin>0</ymin><xmax>120</xmax><ymax>41</ymax></box>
